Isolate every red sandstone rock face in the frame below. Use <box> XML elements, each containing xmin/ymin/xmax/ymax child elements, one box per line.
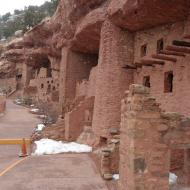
<box><xmin>108</xmin><ymin>0</ymin><xmax>190</xmax><ymax>31</ymax></box>
<box><xmin>71</xmin><ymin>7</ymin><xmax>106</xmax><ymax>53</ymax></box>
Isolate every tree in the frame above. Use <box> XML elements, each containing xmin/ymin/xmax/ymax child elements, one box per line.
<box><xmin>2</xmin><ymin>12</ymin><xmax>11</xmax><ymax>22</ymax></box>
<box><xmin>0</xmin><ymin>0</ymin><xmax>59</xmax><ymax>39</ymax></box>
<box><xmin>14</xmin><ymin>9</ymin><xmax>23</xmax><ymax>15</ymax></box>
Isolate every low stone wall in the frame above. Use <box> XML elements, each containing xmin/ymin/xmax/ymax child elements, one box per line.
<box><xmin>0</xmin><ymin>95</ymin><xmax>6</xmax><ymax>114</ymax></box>
<box><xmin>65</xmin><ymin>97</ymin><xmax>95</xmax><ymax>141</ymax></box>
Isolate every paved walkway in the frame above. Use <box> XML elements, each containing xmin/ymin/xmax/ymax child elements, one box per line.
<box><xmin>0</xmin><ymin>100</ymin><xmax>40</xmax><ymax>173</ymax></box>
<box><xmin>0</xmin><ymin>154</ymin><xmax>108</xmax><ymax>190</ymax></box>
<box><xmin>0</xmin><ymin>99</ymin><xmax>109</xmax><ymax>190</ymax></box>
<box><xmin>0</xmin><ymin>100</ymin><xmax>39</xmax><ymax>139</ymax></box>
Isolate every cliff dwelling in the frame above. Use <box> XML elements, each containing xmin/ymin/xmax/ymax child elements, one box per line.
<box><xmin>0</xmin><ymin>0</ymin><xmax>190</xmax><ymax>190</ymax></box>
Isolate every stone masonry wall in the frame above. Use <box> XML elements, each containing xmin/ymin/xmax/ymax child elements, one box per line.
<box><xmin>65</xmin><ymin>96</ymin><xmax>95</xmax><ymax>141</ymax></box>
<box><xmin>120</xmin><ymin>84</ymin><xmax>190</xmax><ymax>190</ymax></box>
<box><xmin>134</xmin><ymin>55</ymin><xmax>190</xmax><ymax>118</ymax></box>
<box><xmin>59</xmin><ymin>48</ymin><xmax>98</xmax><ymax>114</ymax></box>
<box><xmin>29</xmin><ymin>77</ymin><xmax>59</xmax><ymax>102</ymax></box>
<box><xmin>134</xmin><ymin>20</ymin><xmax>190</xmax><ymax>118</ymax></box>
<box><xmin>120</xmin><ymin>85</ymin><xmax>170</xmax><ymax>190</ymax></box>
<box><xmin>75</xmin><ymin>66</ymin><xmax>97</xmax><ymax>98</ymax></box>
<box><xmin>92</xmin><ymin>20</ymin><xmax>134</xmax><ymax>139</ymax></box>
<box><xmin>134</xmin><ymin>21</ymin><xmax>185</xmax><ymax>63</ymax></box>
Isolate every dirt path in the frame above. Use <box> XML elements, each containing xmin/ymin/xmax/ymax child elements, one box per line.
<box><xmin>0</xmin><ymin>100</ymin><xmax>109</xmax><ymax>190</ymax></box>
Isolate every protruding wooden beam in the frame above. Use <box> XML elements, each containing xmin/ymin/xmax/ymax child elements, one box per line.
<box><xmin>152</xmin><ymin>54</ymin><xmax>177</xmax><ymax>62</ymax></box>
<box><xmin>183</xmin><ymin>34</ymin><xmax>190</xmax><ymax>39</ymax></box>
<box><xmin>134</xmin><ymin>62</ymin><xmax>143</xmax><ymax>68</ymax></box>
<box><xmin>173</xmin><ymin>40</ymin><xmax>190</xmax><ymax>47</ymax></box>
<box><xmin>166</xmin><ymin>45</ymin><xmax>190</xmax><ymax>54</ymax></box>
<box><xmin>159</xmin><ymin>50</ymin><xmax>186</xmax><ymax>57</ymax></box>
<box><xmin>135</xmin><ymin>62</ymin><xmax>153</xmax><ymax>68</ymax></box>
<box><xmin>141</xmin><ymin>58</ymin><xmax>165</xmax><ymax>65</ymax></box>
<box><xmin>122</xmin><ymin>65</ymin><xmax>137</xmax><ymax>70</ymax></box>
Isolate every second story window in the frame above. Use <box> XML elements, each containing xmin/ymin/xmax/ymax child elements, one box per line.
<box><xmin>141</xmin><ymin>44</ymin><xmax>147</xmax><ymax>57</ymax></box>
<box><xmin>164</xmin><ymin>71</ymin><xmax>173</xmax><ymax>93</ymax></box>
<box><xmin>143</xmin><ymin>76</ymin><xmax>151</xmax><ymax>88</ymax></box>
<box><xmin>157</xmin><ymin>38</ymin><xmax>164</xmax><ymax>53</ymax></box>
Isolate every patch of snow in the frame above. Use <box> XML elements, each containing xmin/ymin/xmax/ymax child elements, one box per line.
<box><xmin>30</xmin><ymin>108</ymin><xmax>39</xmax><ymax>113</ymax></box>
<box><xmin>33</xmin><ymin>139</ymin><xmax>92</xmax><ymax>156</ymax></box>
<box><xmin>30</xmin><ymin>104</ymin><xmax>35</xmax><ymax>107</ymax></box>
<box><xmin>113</xmin><ymin>174</ymin><xmax>119</xmax><ymax>180</ymax></box>
<box><xmin>38</xmin><ymin>115</ymin><xmax>47</xmax><ymax>119</ymax></box>
<box><xmin>35</xmin><ymin>124</ymin><xmax>45</xmax><ymax>132</ymax></box>
<box><xmin>169</xmin><ymin>172</ymin><xmax>178</xmax><ymax>185</ymax></box>
<box><xmin>15</xmin><ymin>99</ymin><xmax>22</xmax><ymax>105</ymax></box>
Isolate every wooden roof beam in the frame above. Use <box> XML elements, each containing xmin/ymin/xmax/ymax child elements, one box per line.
<box><xmin>141</xmin><ymin>58</ymin><xmax>165</xmax><ymax>65</ymax></box>
<box><xmin>173</xmin><ymin>40</ymin><xmax>190</xmax><ymax>48</ymax></box>
<box><xmin>122</xmin><ymin>65</ymin><xmax>137</xmax><ymax>70</ymax></box>
<box><xmin>166</xmin><ymin>45</ymin><xmax>190</xmax><ymax>54</ymax></box>
<box><xmin>152</xmin><ymin>54</ymin><xmax>177</xmax><ymax>62</ymax></box>
<box><xmin>134</xmin><ymin>62</ymin><xmax>153</xmax><ymax>68</ymax></box>
<box><xmin>183</xmin><ymin>34</ymin><xmax>190</xmax><ymax>39</ymax></box>
<box><xmin>159</xmin><ymin>50</ymin><xmax>186</xmax><ymax>57</ymax></box>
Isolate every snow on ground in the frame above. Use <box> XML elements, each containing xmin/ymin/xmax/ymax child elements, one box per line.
<box><xmin>30</xmin><ymin>108</ymin><xmax>39</xmax><ymax>113</ymax></box>
<box><xmin>113</xmin><ymin>174</ymin><xmax>119</xmax><ymax>180</ymax></box>
<box><xmin>15</xmin><ymin>99</ymin><xmax>22</xmax><ymax>105</ymax></box>
<box><xmin>111</xmin><ymin>173</ymin><xmax>177</xmax><ymax>183</ymax></box>
<box><xmin>169</xmin><ymin>172</ymin><xmax>178</xmax><ymax>185</ymax></box>
<box><xmin>35</xmin><ymin>124</ymin><xmax>45</xmax><ymax>132</ymax></box>
<box><xmin>38</xmin><ymin>115</ymin><xmax>47</xmax><ymax>119</ymax></box>
<box><xmin>33</xmin><ymin>139</ymin><xmax>92</xmax><ymax>156</ymax></box>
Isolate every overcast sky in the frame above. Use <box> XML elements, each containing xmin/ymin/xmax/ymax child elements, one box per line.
<box><xmin>0</xmin><ymin>0</ymin><xmax>50</xmax><ymax>15</ymax></box>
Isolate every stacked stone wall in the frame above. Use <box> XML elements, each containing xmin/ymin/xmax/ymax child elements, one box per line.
<box><xmin>92</xmin><ymin>20</ymin><xmax>134</xmax><ymax>139</ymax></box>
<box><xmin>120</xmin><ymin>84</ymin><xmax>190</xmax><ymax>190</ymax></box>
<box><xmin>134</xmin><ymin>22</ymin><xmax>185</xmax><ymax>63</ymax></box>
<box><xmin>60</xmin><ymin>49</ymin><xmax>98</xmax><ymax>106</ymax></box>
<box><xmin>134</xmin><ymin>56</ymin><xmax>190</xmax><ymax>118</ymax></box>
<box><xmin>65</xmin><ymin>97</ymin><xmax>95</xmax><ymax>141</ymax></box>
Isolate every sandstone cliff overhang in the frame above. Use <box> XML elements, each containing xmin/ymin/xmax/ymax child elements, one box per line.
<box><xmin>108</xmin><ymin>0</ymin><xmax>190</xmax><ymax>31</ymax></box>
<box><xmin>71</xmin><ymin>7</ymin><xmax>106</xmax><ymax>53</ymax></box>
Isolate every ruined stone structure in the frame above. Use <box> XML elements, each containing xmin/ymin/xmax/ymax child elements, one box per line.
<box><xmin>1</xmin><ymin>0</ymin><xmax>190</xmax><ymax>189</ymax></box>
<box><xmin>120</xmin><ymin>85</ymin><xmax>190</xmax><ymax>190</ymax></box>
